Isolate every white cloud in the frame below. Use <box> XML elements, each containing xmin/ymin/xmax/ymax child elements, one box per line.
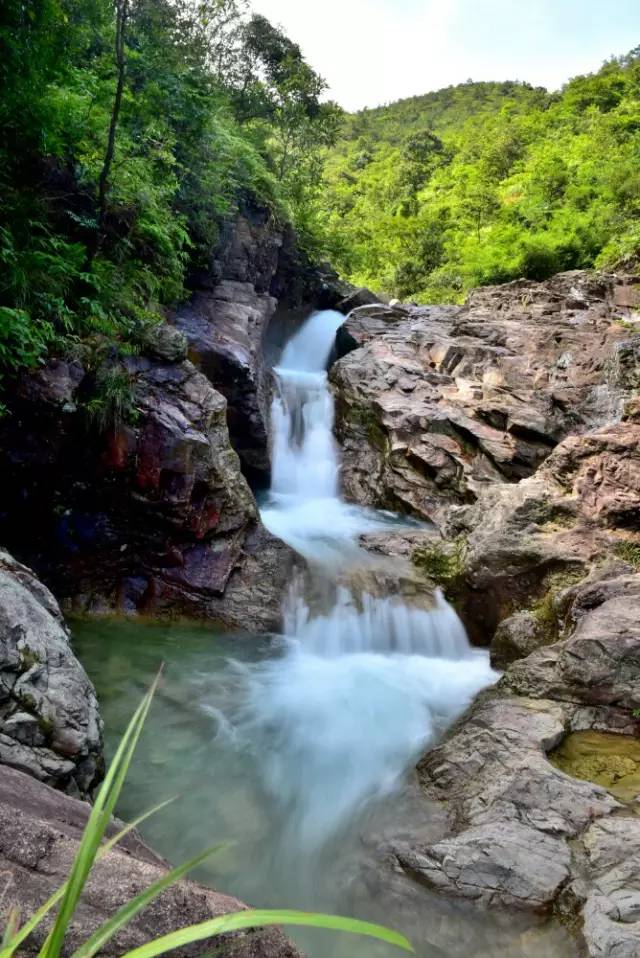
<box><xmin>251</xmin><ymin>0</ymin><xmax>640</xmax><ymax>110</ymax></box>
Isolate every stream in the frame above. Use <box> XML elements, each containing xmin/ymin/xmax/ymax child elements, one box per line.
<box><xmin>73</xmin><ymin>310</ymin><xmax>576</xmax><ymax>958</ymax></box>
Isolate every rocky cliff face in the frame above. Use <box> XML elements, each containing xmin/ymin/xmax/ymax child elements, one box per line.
<box><xmin>332</xmin><ymin>271</ymin><xmax>640</xmax><ymax>528</ymax></box>
<box><xmin>330</xmin><ymin>270</ymin><xmax>640</xmax><ymax>957</ymax></box>
<box><xmin>173</xmin><ymin>204</ymin><xmax>354</xmax><ymax>485</ymax></box>
<box><xmin>0</xmin><ymin>550</ymin><xmax>102</xmax><ymax>796</ymax></box>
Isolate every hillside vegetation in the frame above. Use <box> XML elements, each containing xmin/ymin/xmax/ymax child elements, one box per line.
<box><xmin>319</xmin><ymin>52</ymin><xmax>640</xmax><ymax>301</ymax></box>
<box><xmin>0</xmin><ymin>0</ymin><xmax>339</xmax><ymax>399</ymax></box>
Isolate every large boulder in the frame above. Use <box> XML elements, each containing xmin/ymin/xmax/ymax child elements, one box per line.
<box><xmin>331</xmin><ymin>271</ymin><xmax>640</xmax><ymax>528</ymax></box>
<box><xmin>0</xmin><ymin>765</ymin><xmax>301</xmax><ymax>958</ymax></box>
<box><xmin>0</xmin><ymin>339</ymin><xmax>292</xmax><ymax>630</ymax></box>
<box><xmin>0</xmin><ymin>550</ymin><xmax>102</xmax><ymax>796</ymax></box>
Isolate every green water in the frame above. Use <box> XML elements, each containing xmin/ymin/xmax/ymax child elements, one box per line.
<box><xmin>72</xmin><ymin>618</ymin><xmax>576</xmax><ymax>958</ymax></box>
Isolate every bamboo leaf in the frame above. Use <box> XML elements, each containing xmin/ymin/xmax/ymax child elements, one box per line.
<box><xmin>119</xmin><ymin>909</ymin><xmax>414</xmax><ymax>958</ymax></box>
<box><xmin>40</xmin><ymin>669</ymin><xmax>163</xmax><ymax>958</ymax></box>
<box><xmin>69</xmin><ymin>843</ymin><xmax>226</xmax><ymax>958</ymax></box>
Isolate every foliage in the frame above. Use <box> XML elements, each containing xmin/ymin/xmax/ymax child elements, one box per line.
<box><xmin>320</xmin><ymin>50</ymin><xmax>640</xmax><ymax>301</ymax></box>
<box><xmin>0</xmin><ymin>0</ymin><xmax>338</xmax><ymax>391</ymax></box>
<box><xmin>412</xmin><ymin>537</ymin><xmax>467</xmax><ymax>593</ymax></box>
<box><xmin>0</xmin><ymin>674</ymin><xmax>413</xmax><ymax>957</ymax></box>
<box><xmin>81</xmin><ymin>363</ymin><xmax>140</xmax><ymax>433</ymax></box>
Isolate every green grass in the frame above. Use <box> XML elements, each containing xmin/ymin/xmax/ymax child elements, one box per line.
<box><xmin>0</xmin><ymin>671</ymin><xmax>413</xmax><ymax>958</ymax></box>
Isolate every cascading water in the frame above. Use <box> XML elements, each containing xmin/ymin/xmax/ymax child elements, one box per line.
<box><xmin>249</xmin><ymin>310</ymin><xmax>497</xmax><ymax>848</ymax></box>
<box><xmin>76</xmin><ymin>309</ymin><xmax>572</xmax><ymax>958</ymax></box>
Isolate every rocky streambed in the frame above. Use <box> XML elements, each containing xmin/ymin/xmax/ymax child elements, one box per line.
<box><xmin>329</xmin><ymin>269</ymin><xmax>640</xmax><ymax>957</ymax></box>
<box><xmin>1</xmin><ymin>265</ymin><xmax>639</xmax><ymax>958</ymax></box>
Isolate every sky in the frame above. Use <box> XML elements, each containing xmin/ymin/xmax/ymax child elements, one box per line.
<box><xmin>252</xmin><ymin>0</ymin><xmax>640</xmax><ymax>111</ymax></box>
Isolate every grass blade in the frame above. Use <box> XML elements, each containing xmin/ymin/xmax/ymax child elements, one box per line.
<box><xmin>118</xmin><ymin>909</ymin><xmax>414</xmax><ymax>958</ymax></box>
<box><xmin>40</xmin><ymin>669</ymin><xmax>162</xmax><ymax>958</ymax></box>
<box><xmin>69</xmin><ymin>843</ymin><xmax>227</xmax><ymax>958</ymax></box>
<box><xmin>0</xmin><ymin>796</ymin><xmax>176</xmax><ymax>958</ymax></box>
<box><xmin>1</xmin><ymin>910</ymin><xmax>19</xmax><ymax>949</ymax></box>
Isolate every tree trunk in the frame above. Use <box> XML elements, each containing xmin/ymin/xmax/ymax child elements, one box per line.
<box><xmin>86</xmin><ymin>0</ymin><xmax>129</xmax><ymax>269</ymax></box>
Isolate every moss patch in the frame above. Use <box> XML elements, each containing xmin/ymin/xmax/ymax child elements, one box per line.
<box><xmin>549</xmin><ymin>730</ymin><xmax>640</xmax><ymax>802</ymax></box>
<box><xmin>614</xmin><ymin>540</ymin><xmax>640</xmax><ymax>571</ymax></box>
<box><xmin>529</xmin><ymin>568</ymin><xmax>584</xmax><ymax>639</ymax></box>
<box><xmin>412</xmin><ymin>537</ymin><xmax>467</xmax><ymax>598</ymax></box>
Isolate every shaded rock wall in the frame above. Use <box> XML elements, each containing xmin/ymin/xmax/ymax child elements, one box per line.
<box><xmin>174</xmin><ymin>205</ymin><xmax>356</xmax><ymax>485</ymax></box>
<box><xmin>0</xmin><ymin>338</ymin><xmax>293</xmax><ymax>629</ymax></box>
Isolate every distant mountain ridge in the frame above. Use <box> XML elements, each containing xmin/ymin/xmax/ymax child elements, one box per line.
<box><xmin>319</xmin><ymin>50</ymin><xmax>640</xmax><ymax>301</ymax></box>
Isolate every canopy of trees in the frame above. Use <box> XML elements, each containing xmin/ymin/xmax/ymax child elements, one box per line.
<box><xmin>0</xmin><ymin>0</ymin><xmax>339</xmax><ymax>393</ymax></box>
<box><xmin>319</xmin><ymin>52</ymin><xmax>640</xmax><ymax>301</ymax></box>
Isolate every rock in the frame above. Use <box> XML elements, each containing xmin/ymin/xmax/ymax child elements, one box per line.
<box><xmin>331</xmin><ymin>271</ymin><xmax>640</xmax><ymax>529</ymax></box>
<box><xmin>579</xmin><ymin>818</ymin><xmax>640</xmax><ymax>958</ymax></box>
<box><xmin>448</xmin><ymin>418</ymin><xmax>640</xmax><ymax>643</ymax></box>
<box><xmin>0</xmin><ymin>766</ymin><xmax>301</xmax><ymax>958</ymax></box>
<box><xmin>0</xmin><ymin>550</ymin><xmax>102</xmax><ymax>795</ymax></box>
<box><xmin>0</xmin><ymin>345</ymin><xmax>282</xmax><ymax>630</ymax></box>
<box><xmin>336</xmin><ymin>287</ymin><xmax>384</xmax><ymax>314</ymax></box>
<box><xmin>397</xmin><ymin>821</ymin><xmax>571</xmax><ymax>911</ymax></box>
<box><xmin>173</xmin><ymin>280</ymin><xmax>277</xmax><ymax>483</ymax></box>
<box><xmin>199</xmin><ymin>525</ymin><xmax>298</xmax><ymax>633</ymax></box>
<box><xmin>490</xmin><ymin>611</ymin><xmax>546</xmax><ymax>668</ymax></box>
<box><xmin>504</xmin><ymin>571</ymin><xmax>640</xmax><ymax>710</ymax></box>
<box><xmin>144</xmin><ymin>323</ymin><xmax>189</xmax><ymax>362</ymax></box>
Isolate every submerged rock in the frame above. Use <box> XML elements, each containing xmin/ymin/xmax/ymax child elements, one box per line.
<box><xmin>0</xmin><ymin>765</ymin><xmax>302</xmax><ymax>958</ymax></box>
<box><xmin>0</xmin><ymin>550</ymin><xmax>102</xmax><ymax>796</ymax></box>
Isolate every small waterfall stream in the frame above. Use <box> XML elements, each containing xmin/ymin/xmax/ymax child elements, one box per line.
<box><xmin>253</xmin><ymin>310</ymin><xmax>496</xmax><ymax>848</ymax></box>
<box><xmin>74</xmin><ymin>309</ymin><xmax>574</xmax><ymax>958</ymax></box>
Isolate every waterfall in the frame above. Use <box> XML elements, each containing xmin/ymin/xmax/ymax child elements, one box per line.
<box><xmin>240</xmin><ymin>309</ymin><xmax>497</xmax><ymax>847</ymax></box>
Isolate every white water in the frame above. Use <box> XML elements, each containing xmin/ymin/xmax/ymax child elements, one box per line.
<box><xmin>250</xmin><ymin>310</ymin><xmax>497</xmax><ymax>848</ymax></box>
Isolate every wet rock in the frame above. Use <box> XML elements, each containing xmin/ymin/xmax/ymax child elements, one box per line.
<box><xmin>0</xmin><ymin>765</ymin><xmax>302</xmax><ymax>958</ymax></box>
<box><xmin>0</xmin><ymin>550</ymin><xmax>102</xmax><ymax>795</ymax></box>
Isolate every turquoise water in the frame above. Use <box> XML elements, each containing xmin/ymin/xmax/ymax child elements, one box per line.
<box><xmin>73</xmin><ymin>618</ymin><xmax>576</xmax><ymax>958</ymax></box>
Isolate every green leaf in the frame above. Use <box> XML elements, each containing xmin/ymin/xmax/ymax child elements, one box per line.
<box><xmin>39</xmin><ymin>669</ymin><xmax>163</xmax><ymax>958</ymax></box>
<box><xmin>69</xmin><ymin>842</ymin><xmax>227</xmax><ymax>958</ymax></box>
<box><xmin>119</xmin><ymin>909</ymin><xmax>414</xmax><ymax>958</ymax></box>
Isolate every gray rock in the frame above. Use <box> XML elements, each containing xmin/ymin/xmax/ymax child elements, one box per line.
<box><xmin>397</xmin><ymin>821</ymin><xmax>571</xmax><ymax>910</ymax></box>
<box><xmin>0</xmin><ymin>550</ymin><xmax>102</xmax><ymax>795</ymax></box>
<box><xmin>491</xmin><ymin>611</ymin><xmax>546</xmax><ymax>668</ymax></box>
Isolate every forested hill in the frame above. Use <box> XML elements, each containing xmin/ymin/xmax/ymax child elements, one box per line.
<box><xmin>320</xmin><ymin>54</ymin><xmax>640</xmax><ymax>301</ymax></box>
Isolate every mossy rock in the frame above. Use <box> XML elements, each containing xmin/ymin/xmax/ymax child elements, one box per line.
<box><xmin>549</xmin><ymin>730</ymin><xmax>640</xmax><ymax>802</ymax></box>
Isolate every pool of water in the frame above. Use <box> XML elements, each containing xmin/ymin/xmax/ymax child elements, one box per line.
<box><xmin>73</xmin><ymin>617</ymin><xmax>577</xmax><ymax>958</ymax></box>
